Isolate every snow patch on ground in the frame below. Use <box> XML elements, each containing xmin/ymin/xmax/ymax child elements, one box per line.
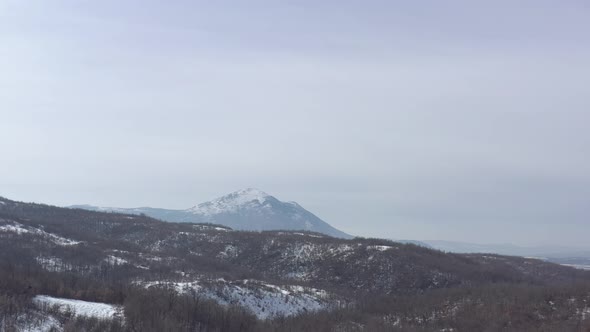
<box><xmin>286</xmin><ymin>271</ymin><xmax>310</xmax><ymax>280</ymax></box>
<box><xmin>481</xmin><ymin>255</ymin><xmax>503</xmax><ymax>260</ymax></box>
<box><xmin>367</xmin><ymin>245</ymin><xmax>396</xmax><ymax>251</ymax></box>
<box><xmin>328</xmin><ymin>244</ymin><xmax>355</xmax><ymax>255</ymax></box>
<box><xmin>292</xmin><ymin>232</ymin><xmax>324</xmax><ymax>238</ymax></box>
<box><xmin>578</xmin><ymin>307</ymin><xmax>590</xmax><ymax>320</ymax></box>
<box><xmin>0</xmin><ymin>223</ymin><xmax>30</xmax><ymax>235</ymax></box>
<box><xmin>33</xmin><ymin>295</ymin><xmax>123</xmax><ymax>320</ymax></box>
<box><xmin>0</xmin><ymin>221</ymin><xmax>81</xmax><ymax>246</ymax></box>
<box><xmin>217</xmin><ymin>245</ymin><xmax>239</xmax><ymax>259</ymax></box>
<box><xmin>285</xmin><ymin>243</ymin><xmax>316</xmax><ymax>261</ymax></box>
<box><xmin>36</xmin><ymin>256</ymin><xmax>71</xmax><ymax>272</ymax></box>
<box><xmin>12</xmin><ymin>312</ymin><xmax>62</xmax><ymax>332</ymax></box>
<box><xmin>140</xmin><ymin>253</ymin><xmax>163</xmax><ymax>262</ymax></box>
<box><xmin>140</xmin><ymin>279</ymin><xmax>330</xmax><ymax>320</ymax></box>
<box><xmin>192</xmin><ymin>224</ymin><xmax>231</xmax><ymax>232</ymax></box>
<box><xmin>104</xmin><ymin>255</ymin><xmax>129</xmax><ymax>265</ymax></box>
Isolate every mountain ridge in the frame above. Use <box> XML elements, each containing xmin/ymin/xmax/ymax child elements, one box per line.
<box><xmin>70</xmin><ymin>188</ymin><xmax>352</xmax><ymax>239</ymax></box>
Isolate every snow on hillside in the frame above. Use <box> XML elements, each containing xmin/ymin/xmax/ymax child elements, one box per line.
<box><xmin>33</xmin><ymin>295</ymin><xmax>123</xmax><ymax>319</ymax></box>
<box><xmin>139</xmin><ymin>278</ymin><xmax>331</xmax><ymax>320</ymax></box>
<box><xmin>188</xmin><ymin>188</ymin><xmax>270</xmax><ymax>216</ymax></box>
<box><xmin>36</xmin><ymin>256</ymin><xmax>73</xmax><ymax>272</ymax></box>
<box><xmin>104</xmin><ymin>255</ymin><xmax>129</xmax><ymax>266</ymax></box>
<box><xmin>70</xmin><ymin>188</ymin><xmax>353</xmax><ymax>238</ymax></box>
<box><xmin>11</xmin><ymin>312</ymin><xmax>62</xmax><ymax>332</ymax></box>
<box><xmin>0</xmin><ymin>221</ymin><xmax>81</xmax><ymax>246</ymax></box>
<box><xmin>193</xmin><ymin>224</ymin><xmax>232</xmax><ymax>232</ymax></box>
<box><xmin>367</xmin><ymin>245</ymin><xmax>397</xmax><ymax>251</ymax></box>
<box><xmin>183</xmin><ymin>188</ymin><xmax>352</xmax><ymax>238</ymax></box>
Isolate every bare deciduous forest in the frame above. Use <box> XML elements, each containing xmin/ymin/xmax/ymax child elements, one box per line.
<box><xmin>0</xmin><ymin>197</ymin><xmax>589</xmax><ymax>331</ymax></box>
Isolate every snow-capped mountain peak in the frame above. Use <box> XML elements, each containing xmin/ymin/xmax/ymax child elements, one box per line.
<box><xmin>70</xmin><ymin>189</ymin><xmax>352</xmax><ymax>238</ymax></box>
<box><xmin>188</xmin><ymin>188</ymin><xmax>272</xmax><ymax>216</ymax></box>
<box><xmin>183</xmin><ymin>188</ymin><xmax>351</xmax><ymax>238</ymax></box>
<box><xmin>216</xmin><ymin>188</ymin><xmax>270</xmax><ymax>205</ymax></box>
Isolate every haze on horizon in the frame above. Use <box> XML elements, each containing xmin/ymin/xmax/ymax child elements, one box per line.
<box><xmin>1</xmin><ymin>1</ymin><xmax>589</xmax><ymax>248</ymax></box>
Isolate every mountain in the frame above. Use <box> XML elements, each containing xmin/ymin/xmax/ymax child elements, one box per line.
<box><xmin>2</xmin><ymin>195</ymin><xmax>590</xmax><ymax>331</ymax></box>
<box><xmin>71</xmin><ymin>188</ymin><xmax>352</xmax><ymax>239</ymax></box>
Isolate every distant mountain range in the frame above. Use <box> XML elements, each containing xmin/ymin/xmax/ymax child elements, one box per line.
<box><xmin>389</xmin><ymin>240</ymin><xmax>590</xmax><ymax>270</ymax></box>
<box><xmin>422</xmin><ymin>240</ymin><xmax>590</xmax><ymax>258</ymax></box>
<box><xmin>71</xmin><ymin>188</ymin><xmax>352</xmax><ymax>239</ymax></box>
<box><xmin>418</xmin><ymin>240</ymin><xmax>590</xmax><ymax>270</ymax></box>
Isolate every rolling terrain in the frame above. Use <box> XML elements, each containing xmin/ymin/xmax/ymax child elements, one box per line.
<box><xmin>1</xmin><ymin>195</ymin><xmax>590</xmax><ymax>331</ymax></box>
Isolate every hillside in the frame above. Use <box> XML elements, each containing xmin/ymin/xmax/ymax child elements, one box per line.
<box><xmin>1</xmin><ymin>195</ymin><xmax>590</xmax><ymax>331</ymax></box>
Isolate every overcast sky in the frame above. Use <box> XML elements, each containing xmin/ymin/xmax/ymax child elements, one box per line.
<box><xmin>1</xmin><ymin>1</ymin><xmax>589</xmax><ymax>247</ymax></box>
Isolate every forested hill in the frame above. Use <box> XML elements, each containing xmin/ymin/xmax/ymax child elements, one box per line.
<box><xmin>1</xmin><ymin>195</ymin><xmax>590</xmax><ymax>331</ymax></box>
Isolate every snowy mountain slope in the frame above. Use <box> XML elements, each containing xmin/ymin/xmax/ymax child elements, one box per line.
<box><xmin>33</xmin><ymin>295</ymin><xmax>123</xmax><ymax>320</ymax></box>
<box><xmin>71</xmin><ymin>188</ymin><xmax>352</xmax><ymax>238</ymax></box>
<box><xmin>139</xmin><ymin>278</ymin><xmax>331</xmax><ymax>320</ymax></box>
<box><xmin>0</xmin><ymin>220</ymin><xmax>81</xmax><ymax>246</ymax></box>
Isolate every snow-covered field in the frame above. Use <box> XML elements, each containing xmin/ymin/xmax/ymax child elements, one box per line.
<box><xmin>33</xmin><ymin>295</ymin><xmax>123</xmax><ymax>319</ymax></box>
